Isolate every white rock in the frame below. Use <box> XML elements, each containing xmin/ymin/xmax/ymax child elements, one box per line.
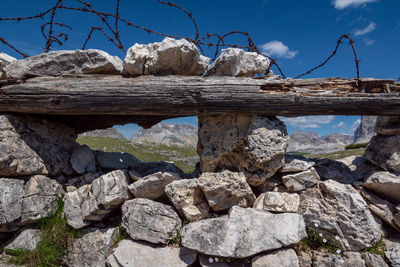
<box><xmin>106</xmin><ymin>239</ymin><xmax>197</xmax><ymax>267</ymax></box>
<box><xmin>123</xmin><ymin>37</ymin><xmax>210</xmax><ymax>76</ymax></box>
<box><xmin>0</xmin><ymin>179</ymin><xmax>24</xmax><ymax>232</ymax></box>
<box><xmin>363</xmin><ymin>171</ymin><xmax>400</xmax><ymax>204</ymax></box>
<box><xmin>252</xmin><ymin>249</ymin><xmax>299</xmax><ymax>267</ymax></box>
<box><xmin>165</xmin><ymin>179</ymin><xmax>209</xmax><ymax>222</ymax></box>
<box><xmin>365</xmin><ymin>134</ymin><xmax>400</xmax><ymax>172</ymax></box>
<box><xmin>205</xmin><ymin>48</ymin><xmax>270</xmax><ymax>77</ymax></box>
<box><xmin>70</xmin><ymin>145</ymin><xmax>96</xmax><ymax>174</ymax></box>
<box><xmin>261</xmin><ymin>191</ymin><xmax>300</xmax><ymax>213</ymax></box>
<box><xmin>0</xmin><ymin>52</ymin><xmax>17</xmax><ymax>67</ymax></box>
<box><xmin>4</xmin><ymin>49</ymin><xmax>122</xmax><ymax>79</ymax></box>
<box><xmin>128</xmin><ymin>171</ymin><xmax>180</xmax><ymax>200</ymax></box>
<box><xmin>280</xmin><ymin>154</ymin><xmax>315</xmax><ymax>173</ymax></box>
<box><xmin>5</xmin><ymin>229</ymin><xmax>42</xmax><ymax>251</ymax></box>
<box><xmin>197</xmin><ymin>171</ymin><xmax>255</xmax><ymax>211</ymax></box>
<box><xmin>282</xmin><ymin>167</ymin><xmax>320</xmax><ymax>192</ymax></box>
<box><xmin>181</xmin><ymin>206</ymin><xmax>306</xmax><ymax>258</ymax></box>
<box><xmin>385</xmin><ymin>245</ymin><xmax>400</xmax><ymax>267</ymax></box>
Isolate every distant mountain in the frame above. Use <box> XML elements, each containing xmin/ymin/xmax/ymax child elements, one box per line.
<box><xmin>78</xmin><ymin>128</ymin><xmax>125</xmax><ymax>139</ymax></box>
<box><xmin>353</xmin><ymin>116</ymin><xmax>377</xmax><ymax>144</ymax></box>
<box><xmin>287</xmin><ymin>131</ymin><xmax>353</xmax><ymax>154</ymax></box>
<box><xmin>130</xmin><ymin>123</ymin><xmax>198</xmax><ymax>148</ymax></box>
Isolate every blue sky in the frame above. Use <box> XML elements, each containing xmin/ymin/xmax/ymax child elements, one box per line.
<box><xmin>1</xmin><ymin>0</ymin><xmax>398</xmax><ymax>138</ymax></box>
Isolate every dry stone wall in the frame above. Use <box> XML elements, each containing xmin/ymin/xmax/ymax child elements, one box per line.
<box><xmin>0</xmin><ymin>40</ymin><xmax>399</xmax><ymax>266</ymax></box>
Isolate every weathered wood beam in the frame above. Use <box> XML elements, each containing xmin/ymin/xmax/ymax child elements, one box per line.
<box><xmin>1</xmin><ymin>75</ymin><xmax>399</xmax><ymax>132</ymax></box>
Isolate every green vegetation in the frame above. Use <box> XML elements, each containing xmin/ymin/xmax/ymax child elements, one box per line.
<box><xmin>362</xmin><ymin>236</ymin><xmax>385</xmax><ymax>256</ymax></box>
<box><xmin>6</xmin><ymin>200</ymin><xmax>80</xmax><ymax>266</ymax></box>
<box><xmin>168</xmin><ymin>229</ymin><xmax>182</xmax><ymax>246</ymax></box>
<box><xmin>298</xmin><ymin>229</ymin><xmax>341</xmax><ymax>254</ymax></box>
<box><xmin>310</xmin><ymin>148</ymin><xmax>365</xmax><ymax>160</ymax></box>
<box><xmin>112</xmin><ymin>226</ymin><xmax>128</xmax><ymax>248</ymax></box>
<box><xmin>77</xmin><ymin>136</ymin><xmax>198</xmax><ymax>173</ymax></box>
<box><xmin>345</xmin><ymin>143</ymin><xmax>368</xmax><ymax>150</ymax></box>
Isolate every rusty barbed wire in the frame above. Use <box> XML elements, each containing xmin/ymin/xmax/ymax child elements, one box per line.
<box><xmin>0</xmin><ymin>0</ymin><xmax>360</xmax><ymax>80</ymax></box>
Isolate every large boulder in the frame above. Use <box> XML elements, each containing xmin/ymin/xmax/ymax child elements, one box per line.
<box><xmin>0</xmin><ymin>179</ymin><xmax>24</xmax><ymax>232</ymax></box>
<box><xmin>121</xmin><ymin>198</ymin><xmax>181</xmax><ymax>244</ymax></box>
<box><xmin>198</xmin><ymin>114</ymin><xmax>289</xmax><ymax>186</ymax></box>
<box><xmin>282</xmin><ymin>167</ymin><xmax>320</xmax><ymax>192</ymax></box>
<box><xmin>197</xmin><ymin>171</ymin><xmax>255</xmax><ymax>211</ymax></box>
<box><xmin>165</xmin><ymin>179</ymin><xmax>209</xmax><ymax>222</ymax></box>
<box><xmin>181</xmin><ymin>206</ymin><xmax>306</xmax><ymax>258</ymax></box>
<box><xmin>363</xmin><ymin>171</ymin><xmax>400</xmax><ymax>204</ymax></box>
<box><xmin>123</xmin><ymin>37</ymin><xmax>210</xmax><ymax>76</ymax></box>
<box><xmin>312</xmin><ymin>158</ymin><xmax>354</xmax><ymax>184</ymax></box>
<box><xmin>106</xmin><ymin>239</ymin><xmax>197</xmax><ymax>267</ymax></box>
<box><xmin>4</xmin><ymin>49</ymin><xmax>122</xmax><ymax>79</ymax></box>
<box><xmin>365</xmin><ymin>134</ymin><xmax>400</xmax><ymax>172</ymax></box>
<box><xmin>299</xmin><ymin>180</ymin><xmax>383</xmax><ymax>251</ymax></box>
<box><xmin>21</xmin><ymin>175</ymin><xmax>64</xmax><ymax>222</ymax></box>
<box><xmin>375</xmin><ymin>116</ymin><xmax>400</xmax><ymax>135</ymax></box>
<box><xmin>336</xmin><ymin>156</ymin><xmax>379</xmax><ymax>182</ymax></box>
<box><xmin>64</xmin><ymin>170</ymin><xmax>130</xmax><ymax>229</ymax></box>
<box><xmin>258</xmin><ymin>191</ymin><xmax>300</xmax><ymax>213</ymax></box>
<box><xmin>128</xmin><ymin>171</ymin><xmax>180</xmax><ymax>200</ymax></box>
<box><xmin>5</xmin><ymin>229</ymin><xmax>42</xmax><ymax>251</ymax></box>
<box><xmin>70</xmin><ymin>145</ymin><xmax>96</xmax><ymax>174</ymax></box>
<box><xmin>95</xmin><ymin>151</ymin><xmax>140</xmax><ymax>170</ymax></box>
<box><xmin>252</xmin><ymin>249</ymin><xmax>299</xmax><ymax>267</ymax></box>
<box><xmin>205</xmin><ymin>48</ymin><xmax>270</xmax><ymax>77</ymax></box>
<box><xmin>0</xmin><ymin>114</ymin><xmax>77</xmax><ymax>177</ymax></box>
<box><xmin>66</xmin><ymin>227</ymin><xmax>118</xmax><ymax>267</ymax></box>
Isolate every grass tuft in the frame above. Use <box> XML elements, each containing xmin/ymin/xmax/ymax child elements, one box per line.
<box><xmin>298</xmin><ymin>229</ymin><xmax>341</xmax><ymax>254</ymax></box>
<box><xmin>362</xmin><ymin>236</ymin><xmax>385</xmax><ymax>256</ymax></box>
<box><xmin>6</xmin><ymin>200</ymin><xmax>80</xmax><ymax>267</ymax></box>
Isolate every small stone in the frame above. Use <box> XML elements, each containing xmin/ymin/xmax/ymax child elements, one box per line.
<box><xmin>375</xmin><ymin>116</ymin><xmax>400</xmax><ymax>135</ymax></box>
<box><xmin>363</xmin><ymin>171</ymin><xmax>400</xmax><ymax>204</ymax></box>
<box><xmin>5</xmin><ymin>229</ymin><xmax>42</xmax><ymax>251</ymax></box>
<box><xmin>282</xmin><ymin>167</ymin><xmax>320</xmax><ymax>192</ymax></box>
<box><xmin>128</xmin><ymin>171</ymin><xmax>180</xmax><ymax>200</ymax></box>
<box><xmin>365</xmin><ymin>134</ymin><xmax>400</xmax><ymax>172</ymax></box>
<box><xmin>384</xmin><ymin>245</ymin><xmax>400</xmax><ymax>267</ymax></box>
<box><xmin>63</xmin><ymin>185</ymin><xmax>92</xmax><ymax>229</ymax></box>
<box><xmin>197</xmin><ymin>171</ymin><xmax>255</xmax><ymax>211</ymax></box>
<box><xmin>106</xmin><ymin>239</ymin><xmax>197</xmax><ymax>267</ymax></box>
<box><xmin>361</xmin><ymin>253</ymin><xmax>388</xmax><ymax>267</ymax></box>
<box><xmin>262</xmin><ymin>192</ymin><xmax>300</xmax><ymax>213</ymax></box>
<box><xmin>280</xmin><ymin>154</ymin><xmax>314</xmax><ymax>173</ymax></box>
<box><xmin>252</xmin><ymin>249</ymin><xmax>299</xmax><ymax>267</ymax></box>
<box><xmin>4</xmin><ymin>49</ymin><xmax>122</xmax><ymax>79</ymax></box>
<box><xmin>123</xmin><ymin>37</ymin><xmax>210</xmax><ymax>76</ymax></box>
<box><xmin>70</xmin><ymin>145</ymin><xmax>96</xmax><ymax>174</ymax></box>
<box><xmin>135</xmin><ymin>161</ymin><xmax>184</xmax><ymax>177</ymax></box>
<box><xmin>312</xmin><ymin>252</ymin><xmax>366</xmax><ymax>267</ymax></box>
<box><xmin>121</xmin><ymin>198</ymin><xmax>181</xmax><ymax>244</ymax></box>
<box><xmin>205</xmin><ymin>48</ymin><xmax>270</xmax><ymax>77</ymax></box>
<box><xmin>0</xmin><ymin>52</ymin><xmax>16</xmax><ymax>67</ymax></box>
<box><xmin>165</xmin><ymin>179</ymin><xmax>209</xmax><ymax>222</ymax></box>
<box><xmin>0</xmin><ymin>178</ymin><xmax>24</xmax><ymax>232</ymax></box>
<box><xmin>95</xmin><ymin>151</ymin><xmax>140</xmax><ymax>170</ymax></box>
<box><xmin>128</xmin><ymin>170</ymin><xmax>142</xmax><ymax>181</ymax></box>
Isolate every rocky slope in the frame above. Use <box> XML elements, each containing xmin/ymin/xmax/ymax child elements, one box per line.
<box><xmin>130</xmin><ymin>123</ymin><xmax>197</xmax><ymax>148</ymax></box>
<box><xmin>354</xmin><ymin>116</ymin><xmax>377</xmax><ymax>144</ymax></box>
<box><xmin>78</xmin><ymin>127</ymin><xmax>125</xmax><ymax>139</ymax></box>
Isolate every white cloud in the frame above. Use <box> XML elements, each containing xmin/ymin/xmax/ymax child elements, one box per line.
<box><xmin>261</xmin><ymin>41</ymin><xmax>298</xmax><ymax>59</ymax></box>
<box><xmin>354</xmin><ymin>22</ymin><xmax>376</xmax><ymax>36</ymax></box>
<box><xmin>364</xmin><ymin>38</ymin><xmax>375</xmax><ymax>45</ymax></box>
<box><xmin>333</xmin><ymin>0</ymin><xmax>377</xmax><ymax>9</ymax></box>
<box><xmin>280</xmin><ymin>116</ymin><xmax>336</xmax><ymax>129</ymax></box>
<box><xmin>333</xmin><ymin>121</ymin><xmax>345</xmax><ymax>128</ymax></box>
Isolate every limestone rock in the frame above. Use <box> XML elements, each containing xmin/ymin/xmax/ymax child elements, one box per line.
<box><xmin>0</xmin><ymin>179</ymin><xmax>24</xmax><ymax>232</ymax></box>
<box><xmin>280</xmin><ymin>154</ymin><xmax>314</xmax><ymax>173</ymax></box>
<box><xmin>5</xmin><ymin>229</ymin><xmax>42</xmax><ymax>251</ymax></box>
<box><xmin>70</xmin><ymin>145</ymin><xmax>96</xmax><ymax>174</ymax></box>
<box><xmin>128</xmin><ymin>171</ymin><xmax>180</xmax><ymax>200</ymax></box>
<box><xmin>205</xmin><ymin>48</ymin><xmax>270</xmax><ymax>77</ymax></box>
<box><xmin>253</xmin><ymin>174</ymin><xmax>282</xmax><ymax>195</ymax></box>
<box><xmin>197</xmin><ymin>171</ymin><xmax>255</xmax><ymax>211</ymax></box>
<box><xmin>0</xmin><ymin>52</ymin><xmax>16</xmax><ymax>67</ymax></box>
<box><xmin>135</xmin><ymin>161</ymin><xmax>184</xmax><ymax>177</ymax></box>
<box><xmin>128</xmin><ymin>170</ymin><xmax>142</xmax><ymax>181</ymax></box>
<box><xmin>261</xmin><ymin>192</ymin><xmax>300</xmax><ymax>213</ymax></box>
<box><xmin>312</xmin><ymin>252</ymin><xmax>366</xmax><ymax>267</ymax></box>
<box><xmin>360</xmin><ymin>189</ymin><xmax>400</xmax><ymax>231</ymax></box>
<box><xmin>375</xmin><ymin>116</ymin><xmax>400</xmax><ymax>135</ymax></box>
<box><xmin>21</xmin><ymin>175</ymin><xmax>64</xmax><ymax>222</ymax></box>
<box><xmin>64</xmin><ymin>170</ymin><xmax>130</xmax><ymax>229</ymax></box>
<box><xmin>313</xmin><ymin>158</ymin><xmax>355</xmax><ymax>184</ymax></box>
<box><xmin>121</xmin><ymin>198</ymin><xmax>181</xmax><ymax>244</ymax></box>
<box><xmin>336</xmin><ymin>156</ymin><xmax>379</xmax><ymax>182</ymax></box>
<box><xmin>282</xmin><ymin>168</ymin><xmax>320</xmax><ymax>192</ymax></box>
<box><xmin>106</xmin><ymin>239</ymin><xmax>197</xmax><ymax>267</ymax></box>
<box><xmin>361</xmin><ymin>253</ymin><xmax>388</xmax><ymax>267</ymax></box>
<box><xmin>95</xmin><ymin>151</ymin><xmax>140</xmax><ymax>170</ymax></box>
<box><xmin>181</xmin><ymin>206</ymin><xmax>306</xmax><ymax>258</ymax></box>
<box><xmin>365</xmin><ymin>134</ymin><xmax>400</xmax><ymax>172</ymax></box>
<box><xmin>252</xmin><ymin>249</ymin><xmax>299</xmax><ymax>267</ymax></box>
<box><xmin>385</xmin><ymin>245</ymin><xmax>400</xmax><ymax>267</ymax></box>
<box><xmin>198</xmin><ymin>114</ymin><xmax>289</xmax><ymax>186</ymax></box>
<box><xmin>363</xmin><ymin>171</ymin><xmax>400</xmax><ymax>204</ymax></box>
<box><xmin>298</xmin><ymin>251</ymin><xmax>312</xmax><ymax>267</ymax></box>
<box><xmin>67</xmin><ymin>227</ymin><xmax>118</xmax><ymax>267</ymax></box>
<box><xmin>4</xmin><ymin>49</ymin><xmax>122</xmax><ymax>79</ymax></box>
<box><xmin>0</xmin><ymin>114</ymin><xmax>77</xmax><ymax>177</ymax></box>
<box><xmin>299</xmin><ymin>180</ymin><xmax>383</xmax><ymax>251</ymax></box>
<box><xmin>165</xmin><ymin>179</ymin><xmax>209</xmax><ymax>222</ymax></box>
<box><xmin>123</xmin><ymin>37</ymin><xmax>210</xmax><ymax>76</ymax></box>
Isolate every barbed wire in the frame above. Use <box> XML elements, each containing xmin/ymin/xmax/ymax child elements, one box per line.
<box><xmin>0</xmin><ymin>0</ymin><xmax>360</xmax><ymax>79</ymax></box>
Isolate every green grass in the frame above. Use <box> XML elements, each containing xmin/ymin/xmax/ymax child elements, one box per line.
<box><xmin>362</xmin><ymin>236</ymin><xmax>385</xmax><ymax>256</ymax></box>
<box><xmin>6</xmin><ymin>200</ymin><xmax>80</xmax><ymax>267</ymax></box>
<box><xmin>77</xmin><ymin>136</ymin><xmax>198</xmax><ymax>173</ymax></box>
<box><xmin>298</xmin><ymin>229</ymin><xmax>341</xmax><ymax>254</ymax></box>
<box><xmin>345</xmin><ymin>143</ymin><xmax>368</xmax><ymax>150</ymax></box>
<box><xmin>168</xmin><ymin>229</ymin><xmax>183</xmax><ymax>246</ymax></box>
<box><xmin>310</xmin><ymin>148</ymin><xmax>366</xmax><ymax>160</ymax></box>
